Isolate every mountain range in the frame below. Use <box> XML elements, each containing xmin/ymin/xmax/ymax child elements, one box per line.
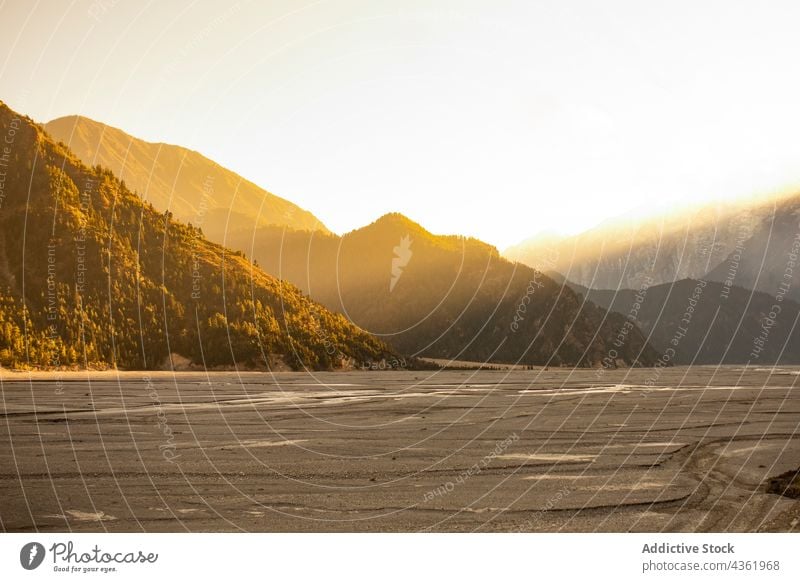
<box><xmin>505</xmin><ymin>194</ymin><xmax>800</xmax><ymax>302</ymax></box>
<box><xmin>0</xmin><ymin>102</ymin><xmax>392</xmax><ymax>370</ymax></box>
<box><xmin>3</xmin><ymin>103</ymin><xmax>795</xmax><ymax>369</ymax></box>
<box><xmin>35</xmin><ymin>112</ymin><xmax>661</xmax><ymax>369</ymax></box>
<box><xmin>567</xmin><ymin>278</ymin><xmax>800</xmax><ymax>365</ymax></box>
<box><xmin>506</xmin><ymin>193</ymin><xmax>800</xmax><ymax>366</ymax></box>
<box><xmin>223</xmin><ymin>215</ymin><xmax>658</xmax><ymax>367</ymax></box>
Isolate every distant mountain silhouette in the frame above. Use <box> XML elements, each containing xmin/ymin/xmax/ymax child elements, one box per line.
<box><xmin>227</xmin><ymin>214</ymin><xmax>660</xmax><ymax>367</ymax></box>
<box><xmin>45</xmin><ymin>115</ymin><xmax>329</xmax><ymax>245</ymax></box>
<box><xmin>504</xmin><ymin>197</ymin><xmax>790</xmax><ymax>292</ymax></box>
<box><xmin>567</xmin><ymin>278</ymin><xmax>800</xmax><ymax>364</ymax></box>
<box><xmin>704</xmin><ymin>195</ymin><xmax>800</xmax><ymax>303</ymax></box>
<box><xmin>0</xmin><ymin>101</ymin><xmax>393</xmax><ymax>370</ymax></box>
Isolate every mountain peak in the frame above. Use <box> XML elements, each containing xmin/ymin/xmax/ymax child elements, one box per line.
<box><xmin>44</xmin><ymin>113</ymin><xmax>330</xmax><ymax>238</ymax></box>
<box><xmin>48</xmin><ymin>115</ymin><xmax>193</xmax><ymax>153</ymax></box>
<box><xmin>370</xmin><ymin>212</ymin><xmax>427</xmax><ymax>232</ymax></box>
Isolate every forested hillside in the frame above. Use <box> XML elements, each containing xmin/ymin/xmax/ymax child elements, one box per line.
<box><xmin>0</xmin><ymin>102</ymin><xmax>394</xmax><ymax>370</ymax></box>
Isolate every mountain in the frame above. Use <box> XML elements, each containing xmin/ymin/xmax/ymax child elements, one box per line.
<box><xmin>45</xmin><ymin>115</ymin><xmax>329</xmax><ymax>245</ymax></box>
<box><xmin>0</xmin><ymin>101</ymin><xmax>394</xmax><ymax>370</ymax></box>
<box><xmin>504</xmin><ymin>197</ymin><xmax>788</xmax><ymax>292</ymax></box>
<box><xmin>704</xmin><ymin>195</ymin><xmax>800</xmax><ymax>303</ymax></box>
<box><xmin>568</xmin><ymin>278</ymin><xmax>800</xmax><ymax>365</ymax></box>
<box><xmin>223</xmin><ymin>214</ymin><xmax>660</xmax><ymax>367</ymax></box>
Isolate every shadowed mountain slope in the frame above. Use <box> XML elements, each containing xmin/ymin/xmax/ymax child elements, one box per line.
<box><xmin>568</xmin><ymin>278</ymin><xmax>800</xmax><ymax>365</ymax></box>
<box><xmin>224</xmin><ymin>214</ymin><xmax>660</xmax><ymax>367</ymax></box>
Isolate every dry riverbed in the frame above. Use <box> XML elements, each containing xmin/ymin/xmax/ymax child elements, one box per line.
<box><xmin>1</xmin><ymin>366</ymin><xmax>799</xmax><ymax>532</ymax></box>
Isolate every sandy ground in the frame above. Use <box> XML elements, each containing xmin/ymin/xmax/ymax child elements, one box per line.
<box><xmin>1</xmin><ymin>366</ymin><xmax>799</xmax><ymax>532</ymax></box>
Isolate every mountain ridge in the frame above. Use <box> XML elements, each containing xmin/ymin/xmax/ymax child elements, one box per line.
<box><xmin>226</xmin><ymin>214</ymin><xmax>660</xmax><ymax>367</ymax></box>
<box><xmin>0</xmin><ymin>101</ymin><xmax>395</xmax><ymax>371</ymax></box>
<box><xmin>504</xmin><ymin>194</ymin><xmax>797</xmax><ymax>293</ymax></box>
<box><xmin>45</xmin><ymin>115</ymin><xmax>330</xmax><ymax>244</ymax></box>
<box><xmin>565</xmin><ymin>277</ymin><xmax>800</xmax><ymax>364</ymax></box>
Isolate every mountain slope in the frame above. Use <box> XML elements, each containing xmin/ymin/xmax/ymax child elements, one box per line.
<box><xmin>224</xmin><ymin>214</ymin><xmax>660</xmax><ymax>367</ymax></box>
<box><xmin>504</xmin><ymin>197</ymin><xmax>783</xmax><ymax>291</ymax></box>
<box><xmin>0</xmin><ymin>101</ymin><xmax>392</xmax><ymax>370</ymax></box>
<box><xmin>45</xmin><ymin>115</ymin><xmax>329</xmax><ymax>244</ymax></box>
<box><xmin>704</xmin><ymin>195</ymin><xmax>800</xmax><ymax>303</ymax></box>
<box><xmin>568</xmin><ymin>278</ymin><xmax>800</xmax><ymax>365</ymax></box>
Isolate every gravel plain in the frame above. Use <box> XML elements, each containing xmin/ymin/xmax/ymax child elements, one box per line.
<box><xmin>1</xmin><ymin>366</ymin><xmax>799</xmax><ymax>532</ymax></box>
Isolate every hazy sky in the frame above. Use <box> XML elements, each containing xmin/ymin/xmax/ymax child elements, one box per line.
<box><xmin>3</xmin><ymin>0</ymin><xmax>800</xmax><ymax>248</ymax></box>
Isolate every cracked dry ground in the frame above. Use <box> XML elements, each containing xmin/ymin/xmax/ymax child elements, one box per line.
<box><xmin>1</xmin><ymin>367</ymin><xmax>799</xmax><ymax>532</ymax></box>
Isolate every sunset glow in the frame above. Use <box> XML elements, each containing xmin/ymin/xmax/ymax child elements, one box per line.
<box><xmin>3</xmin><ymin>1</ymin><xmax>800</xmax><ymax>248</ymax></box>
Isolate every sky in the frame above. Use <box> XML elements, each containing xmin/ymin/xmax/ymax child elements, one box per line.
<box><xmin>3</xmin><ymin>0</ymin><xmax>800</xmax><ymax>249</ymax></box>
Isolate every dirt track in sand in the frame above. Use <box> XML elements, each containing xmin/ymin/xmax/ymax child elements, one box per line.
<box><xmin>1</xmin><ymin>366</ymin><xmax>799</xmax><ymax>532</ymax></box>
